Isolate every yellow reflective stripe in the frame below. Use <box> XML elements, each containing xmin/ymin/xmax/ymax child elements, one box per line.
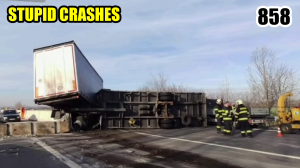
<box><xmin>240</xmin><ymin>107</ymin><xmax>247</xmax><ymax>110</ymax></box>
<box><xmin>238</xmin><ymin>118</ymin><xmax>248</xmax><ymax>121</ymax></box>
<box><xmin>241</xmin><ymin>131</ymin><xmax>246</xmax><ymax>133</ymax></box>
<box><xmin>240</xmin><ymin>110</ymin><xmax>248</xmax><ymax>113</ymax></box>
<box><xmin>237</xmin><ymin>111</ymin><xmax>248</xmax><ymax>115</ymax></box>
<box><xmin>246</xmin><ymin>130</ymin><xmax>252</xmax><ymax>133</ymax></box>
<box><xmin>223</xmin><ymin>130</ymin><xmax>231</xmax><ymax>133</ymax></box>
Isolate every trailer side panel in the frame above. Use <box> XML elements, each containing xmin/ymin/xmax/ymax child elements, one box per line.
<box><xmin>73</xmin><ymin>44</ymin><xmax>103</xmax><ymax>105</ymax></box>
<box><xmin>96</xmin><ymin>90</ymin><xmax>206</xmax><ymax>128</ymax></box>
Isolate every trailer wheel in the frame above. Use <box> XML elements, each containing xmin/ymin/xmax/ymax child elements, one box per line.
<box><xmin>280</xmin><ymin>123</ymin><xmax>292</xmax><ymax>134</ymax></box>
<box><xmin>159</xmin><ymin>119</ymin><xmax>175</xmax><ymax>129</ymax></box>
<box><xmin>159</xmin><ymin>92</ymin><xmax>174</xmax><ymax>101</ymax></box>
<box><xmin>181</xmin><ymin>114</ymin><xmax>192</xmax><ymax>126</ymax></box>
<box><xmin>159</xmin><ymin>92</ymin><xmax>173</xmax><ymax>96</ymax></box>
<box><xmin>160</xmin><ymin>118</ymin><xmax>174</xmax><ymax>124</ymax></box>
<box><xmin>160</xmin><ymin>123</ymin><xmax>174</xmax><ymax>129</ymax></box>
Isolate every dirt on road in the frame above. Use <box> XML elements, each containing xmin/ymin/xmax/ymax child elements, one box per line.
<box><xmin>52</xmin><ymin>130</ymin><xmax>243</xmax><ymax>168</ymax></box>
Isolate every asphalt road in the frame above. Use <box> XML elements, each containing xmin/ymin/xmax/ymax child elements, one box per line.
<box><xmin>0</xmin><ymin>138</ymin><xmax>69</xmax><ymax>168</ymax></box>
<box><xmin>121</xmin><ymin>127</ymin><xmax>300</xmax><ymax>168</ymax></box>
<box><xmin>1</xmin><ymin>127</ymin><xmax>300</xmax><ymax>168</ymax></box>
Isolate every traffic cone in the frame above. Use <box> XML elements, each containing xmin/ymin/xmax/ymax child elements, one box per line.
<box><xmin>277</xmin><ymin>127</ymin><xmax>283</xmax><ymax>137</ymax></box>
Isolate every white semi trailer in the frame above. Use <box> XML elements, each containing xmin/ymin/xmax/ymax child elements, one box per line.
<box><xmin>33</xmin><ymin>41</ymin><xmax>103</xmax><ymax>109</ymax></box>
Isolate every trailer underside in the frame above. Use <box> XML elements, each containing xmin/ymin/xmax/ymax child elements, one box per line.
<box><xmin>50</xmin><ymin>90</ymin><xmax>209</xmax><ymax>130</ymax></box>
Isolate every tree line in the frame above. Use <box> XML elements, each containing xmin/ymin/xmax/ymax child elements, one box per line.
<box><xmin>139</xmin><ymin>47</ymin><xmax>299</xmax><ymax>110</ymax></box>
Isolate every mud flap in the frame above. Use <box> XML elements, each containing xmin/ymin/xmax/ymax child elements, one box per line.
<box><xmin>54</xmin><ymin>111</ymin><xmax>61</xmax><ymax>119</ymax></box>
<box><xmin>51</xmin><ymin>110</ymin><xmax>61</xmax><ymax>119</ymax></box>
<box><xmin>51</xmin><ymin>110</ymin><xmax>56</xmax><ymax>118</ymax></box>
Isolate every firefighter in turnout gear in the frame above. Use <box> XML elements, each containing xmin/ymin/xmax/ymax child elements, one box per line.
<box><xmin>235</xmin><ymin>100</ymin><xmax>253</xmax><ymax>138</ymax></box>
<box><xmin>231</xmin><ymin>104</ymin><xmax>236</xmax><ymax>120</ymax></box>
<box><xmin>222</xmin><ymin>101</ymin><xmax>234</xmax><ymax>135</ymax></box>
<box><xmin>215</xmin><ymin>99</ymin><xmax>224</xmax><ymax>133</ymax></box>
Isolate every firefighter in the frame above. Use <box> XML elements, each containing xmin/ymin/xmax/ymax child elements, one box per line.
<box><xmin>232</xmin><ymin>104</ymin><xmax>236</xmax><ymax>111</ymax></box>
<box><xmin>231</xmin><ymin>104</ymin><xmax>236</xmax><ymax>120</ymax></box>
<box><xmin>222</xmin><ymin>101</ymin><xmax>233</xmax><ymax>135</ymax></box>
<box><xmin>235</xmin><ymin>100</ymin><xmax>253</xmax><ymax>138</ymax></box>
<box><xmin>214</xmin><ymin>99</ymin><xmax>224</xmax><ymax>133</ymax></box>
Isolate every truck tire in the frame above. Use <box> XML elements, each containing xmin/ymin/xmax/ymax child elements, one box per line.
<box><xmin>280</xmin><ymin>123</ymin><xmax>292</xmax><ymax>134</ymax></box>
<box><xmin>159</xmin><ymin>92</ymin><xmax>173</xmax><ymax>96</ymax></box>
<box><xmin>159</xmin><ymin>92</ymin><xmax>174</xmax><ymax>101</ymax></box>
<box><xmin>181</xmin><ymin>114</ymin><xmax>192</xmax><ymax>126</ymax></box>
<box><xmin>160</xmin><ymin>118</ymin><xmax>174</xmax><ymax>124</ymax></box>
<box><xmin>160</xmin><ymin>123</ymin><xmax>174</xmax><ymax>129</ymax></box>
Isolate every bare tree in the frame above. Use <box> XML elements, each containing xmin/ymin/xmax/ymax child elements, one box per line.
<box><xmin>207</xmin><ymin>76</ymin><xmax>235</xmax><ymax>102</ymax></box>
<box><xmin>206</xmin><ymin>91</ymin><xmax>221</xmax><ymax>99</ymax></box>
<box><xmin>15</xmin><ymin>101</ymin><xmax>23</xmax><ymax>109</ymax></box>
<box><xmin>139</xmin><ymin>73</ymin><xmax>169</xmax><ymax>92</ymax></box>
<box><xmin>218</xmin><ymin>76</ymin><xmax>231</xmax><ymax>101</ymax></box>
<box><xmin>139</xmin><ymin>73</ymin><xmax>202</xmax><ymax>92</ymax></box>
<box><xmin>246</xmin><ymin>47</ymin><xmax>298</xmax><ymax>110</ymax></box>
<box><xmin>231</xmin><ymin>91</ymin><xmax>254</xmax><ymax>107</ymax></box>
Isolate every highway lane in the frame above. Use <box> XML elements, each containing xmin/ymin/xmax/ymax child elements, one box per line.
<box><xmin>122</xmin><ymin>127</ymin><xmax>300</xmax><ymax>168</ymax></box>
<box><xmin>0</xmin><ymin>127</ymin><xmax>299</xmax><ymax>168</ymax></box>
<box><xmin>0</xmin><ymin>138</ymin><xmax>70</xmax><ymax>168</ymax></box>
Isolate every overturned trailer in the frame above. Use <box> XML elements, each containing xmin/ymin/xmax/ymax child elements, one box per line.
<box><xmin>69</xmin><ymin>89</ymin><xmax>208</xmax><ymax>130</ymax></box>
<box><xmin>33</xmin><ymin>40</ymin><xmax>209</xmax><ymax>130</ymax></box>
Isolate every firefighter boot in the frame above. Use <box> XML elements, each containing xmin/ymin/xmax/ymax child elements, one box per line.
<box><xmin>216</xmin><ymin>126</ymin><xmax>221</xmax><ymax>133</ymax></box>
<box><xmin>247</xmin><ymin>133</ymin><xmax>253</xmax><ymax>138</ymax></box>
<box><xmin>241</xmin><ymin>133</ymin><xmax>246</xmax><ymax>137</ymax></box>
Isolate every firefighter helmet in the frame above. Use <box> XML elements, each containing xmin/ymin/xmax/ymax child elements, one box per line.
<box><xmin>236</xmin><ymin>100</ymin><xmax>243</xmax><ymax>105</ymax></box>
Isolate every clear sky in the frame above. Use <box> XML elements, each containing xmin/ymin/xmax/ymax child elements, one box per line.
<box><xmin>0</xmin><ymin>0</ymin><xmax>299</xmax><ymax>106</ymax></box>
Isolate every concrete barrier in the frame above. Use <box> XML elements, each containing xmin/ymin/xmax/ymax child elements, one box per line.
<box><xmin>60</xmin><ymin>121</ymin><xmax>70</xmax><ymax>133</ymax></box>
<box><xmin>0</xmin><ymin>121</ymin><xmax>70</xmax><ymax>137</ymax></box>
<box><xmin>0</xmin><ymin>124</ymin><xmax>7</xmax><ymax>137</ymax></box>
<box><xmin>9</xmin><ymin>122</ymin><xmax>32</xmax><ymax>136</ymax></box>
<box><xmin>33</xmin><ymin>122</ymin><xmax>56</xmax><ymax>135</ymax></box>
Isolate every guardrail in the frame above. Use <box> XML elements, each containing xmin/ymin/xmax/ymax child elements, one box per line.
<box><xmin>0</xmin><ymin>121</ymin><xmax>70</xmax><ymax>137</ymax></box>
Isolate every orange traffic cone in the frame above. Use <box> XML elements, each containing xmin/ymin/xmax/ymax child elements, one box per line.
<box><xmin>277</xmin><ymin>127</ymin><xmax>283</xmax><ymax>137</ymax></box>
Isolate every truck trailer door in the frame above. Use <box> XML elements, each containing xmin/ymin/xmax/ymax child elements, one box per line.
<box><xmin>34</xmin><ymin>45</ymin><xmax>77</xmax><ymax>99</ymax></box>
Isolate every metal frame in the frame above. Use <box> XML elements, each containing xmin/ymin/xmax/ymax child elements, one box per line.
<box><xmin>66</xmin><ymin>91</ymin><xmax>208</xmax><ymax>129</ymax></box>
